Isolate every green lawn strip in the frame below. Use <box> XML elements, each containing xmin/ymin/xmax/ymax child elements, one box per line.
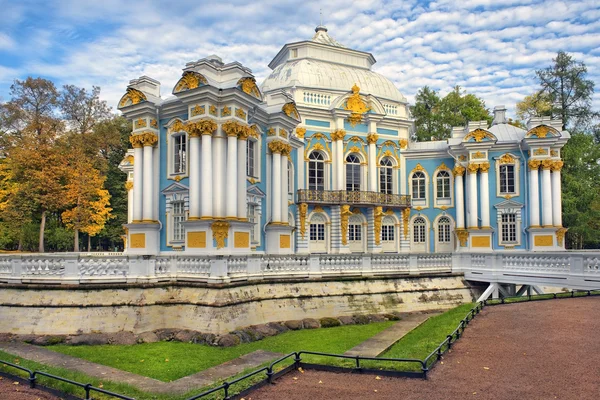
<box><xmin>47</xmin><ymin>321</ymin><xmax>394</xmax><ymax>382</ymax></box>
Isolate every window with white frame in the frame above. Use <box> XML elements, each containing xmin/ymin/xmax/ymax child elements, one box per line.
<box><xmin>346</xmin><ymin>154</ymin><xmax>361</xmax><ymax>191</ymax></box>
<box><xmin>499</xmin><ymin>165</ymin><xmax>515</xmax><ymax>194</ymax></box>
<box><xmin>501</xmin><ymin>213</ymin><xmax>517</xmax><ymax>244</ymax></box>
<box><xmin>172</xmin><ymin>200</ymin><xmax>186</xmax><ymax>242</ymax></box>
<box><xmin>309</xmin><ymin>215</ymin><xmax>326</xmax><ymax>241</ymax></box>
<box><xmin>412</xmin><ymin>172</ymin><xmax>426</xmax><ymax>199</ymax></box>
<box><xmin>436</xmin><ymin>171</ymin><xmax>451</xmax><ymax>199</ymax></box>
<box><xmin>247</xmin><ymin>139</ymin><xmax>257</xmax><ymax>177</ymax></box>
<box><xmin>379</xmin><ymin>157</ymin><xmax>394</xmax><ymax>194</ymax></box>
<box><xmin>308</xmin><ymin>151</ymin><xmax>325</xmax><ymax>190</ymax></box>
<box><xmin>437</xmin><ymin>216</ymin><xmax>451</xmax><ymax>243</ymax></box>
<box><xmin>172</xmin><ymin>134</ymin><xmax>187</xmax><ymax>174</ymax></box>
<box><xmin>349</xmin><ymin>222</ymin><xmax>362</xmax><ymax>241</ymax></box>
<box><xmin>247</xmin><ymin>203</ymin><xmax>260</xmax><ymax>244</ymax></box>
<box><xmin>413</xmin><ymin>217</ymin><xmax>426</xmax><ymax>243</ymax></box>
<box><xmin>288</xmin><ymin>161</ymin><xmax>294</xmax><ymax>195</ymax></box>
<box><xmin>382</xmin><ymin>217</ymin><xmax>395</xmax><ymax>242</ymax></box>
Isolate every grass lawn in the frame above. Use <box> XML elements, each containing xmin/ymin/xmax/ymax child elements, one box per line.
<box><xmin>47</xmin><ymin>321</ymin><xmax>395</xmax><ymax>382</ymax></box>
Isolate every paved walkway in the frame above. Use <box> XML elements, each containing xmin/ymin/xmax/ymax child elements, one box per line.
<box><xmin>0</xmin><ymin>342</ymin><xmax>282</xmax><ymax>394</ymax></box>
<box><xmin>344</xmin><ymin>312</ymin><xmax>439</xmax><ymax>357</ymax></box>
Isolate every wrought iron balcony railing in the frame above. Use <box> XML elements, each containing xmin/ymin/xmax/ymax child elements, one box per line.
<box><xmin>297</xmin><ymin>189</ymin><xmax>411</xmax><ymax>208</ymax></box>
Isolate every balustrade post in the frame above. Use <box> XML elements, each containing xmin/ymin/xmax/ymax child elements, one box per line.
<box><xmin>309</xmin><ymin>255</ymin><xmax>321</xmax><ymax>278</ymax></box>
<box><xmin>63</xmin><ymin>256</ymin><xmax>80</xmax><ymax>285</ymax></box>
<box><xmin>568</xmin><ymin>255</ymin><xmax>585</xmax><ymax>287</ymax></box>
<box><xmin>209</xmin><ymin>257</ymin><xmax>230</xmax><ymax>283</ymax></box>
<box><xmin>169</xmin><ymin>256</ymin><xmax>177</xmax><ymax>279</ymax></box>
<box><xmin>247</xmin><ymin>256</ymin><xmax>262</xmax><ymax>280</ymax></box>
<box><xmin>361</xmin><ymin>254</ymin><xmax>372</xmax><ymax>276</ymax></box>
<box><xmin>409</xmin><ymin>254</ymin><xmax>418</xmax><ymax>275</ymax></box>
<box><xmin>8</xmin><ymin>257</ymin><xmax>22</xmax><ymax>284</ymax></box>
<box><xmin>451</xmin><ymin>253</ymin><xmax>463</xmax><ymax>273</ymax></box>
<box><xmin>127</xmin><ymin>256</ymin><xmax>156</xmax><ymax>283</ymax></box>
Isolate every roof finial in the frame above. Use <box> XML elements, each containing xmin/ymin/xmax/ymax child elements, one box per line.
<box><xmin>320</xmin><ymin>8</ymin><xmax>322</xmax><ymax>26</ymax></box>
<box><xmin>315</xmin><ymin>8</ymin><xmax>327</xmax><ymax>32</ymax></box>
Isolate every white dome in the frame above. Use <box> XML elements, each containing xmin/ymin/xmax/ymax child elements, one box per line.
<box><xmin>261</xmin><ymin>58</ymin><xmax>407</xmax><ymax>103</ymax></box>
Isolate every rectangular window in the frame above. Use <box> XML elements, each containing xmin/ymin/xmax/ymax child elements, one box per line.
<box><xmin>412</xmin><ymin>181</ymin><xmax>425</xmax><ymax>199</ymax></box>
<box><xmin>173</xmin><ymin>135</ymin><xmax>186</xmax><ymax>174</ymax></box>
<box><xmin>414</xmin><ymin>225</ymin><xmax>426</xmax><ymax>243</ymax></box>
<box><xmin>380</xmin><ymin>168</ymin><xmax>393</xmax><ymax>194</ymax></box>
<box><xmin>349</xmin><ymin>224</ymin><xmax>362</xmax><ymax>241</ymax></box>
<box><xmin>309</xmin><ymin>162</ymin><xmax>325</xmax><ymax>191</ymax></box>
<box><xmin>499</xmin><ymin>165</ymin><xmax>515</xmax><ymax>194</ymax></box>
<box><xmin>438</xmin><ymin>225</ymin><xmax>451</xmax><ymax>243</ymax></box>
<box><xmin>247</xmin><ymin>204</ymin><xmax>260</xmax><ymax>244</ymax></box>
<box><xmin>310</xmin><ymin>224</ymin><xmax>325</xmax><ymax>241</ymax></box>
<box><xmin>247</xmin><ymin>140</ymin><xmax>256</xmax><ymax>177</ymax></box>
<box><xmin>382</xmin><ymin>225</ymin><xmax>394</xmax><ymax>241</ymax></box>
<box><xmin>172</xmin><ymin>201</ymin><xmax>186</xmax><ymax>241</ymax></box>
<box><xmin>501</xmin><ymin>213</ymin><xmax>517</xmax><ymax>243</ymax></box>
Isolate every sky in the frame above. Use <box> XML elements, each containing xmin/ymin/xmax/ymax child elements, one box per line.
<box><xmin>0</xmin><ymin>0</ymin><xmax>599</xmax><ymax>120</ymax></box>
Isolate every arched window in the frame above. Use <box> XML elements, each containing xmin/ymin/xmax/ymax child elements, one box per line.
<box><xmin>412</xmin><ymin>172</ymin><xmax>426</xmax><ymax>199</ymax></box>
<box><xmin>437</xmin><ymin>216</ymin><xmax>451</xmax><ymax>243</ymax></box>
<box><xmin>379</xmin><ymin>157</ymin><xmax>394</xmax><ymax>194</ymax></box>
<box><xmin>382</xmin><ymin>216</ymin><xmax>395</xmax><ymax>242</ymax></box>
<box><xmin>308</xmin><ymin>151</ymin><xmax>325</xmax><ymax>191</ymax></box>
<box><xmin>436</xmin><ymin>170</ymin><xmax>451</xmax><ymax>199</ymax></box>
<box><xmin>413</xmin><ymin>217</ymin><xmax>426</xmax><ymax>243</ymax></box>
<box><xmin>346</xmin><ymin>154</ymin><xmax>361</xmax><ymax>191</ymax></box>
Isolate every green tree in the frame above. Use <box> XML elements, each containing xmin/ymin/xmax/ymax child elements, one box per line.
<box><xmin>411</xmin><ymin>85</ymin><xmax>492</xmax><ymax>141</ymax></box>
<box><xmin>536</xmin><ymin>51</ymin><xmax>596</xmax><ymax>130</ymax></box>
<box><xmin>515</xmin><ymin>92</ymin><xmax>552</xmax><ymax>122</ymax></box>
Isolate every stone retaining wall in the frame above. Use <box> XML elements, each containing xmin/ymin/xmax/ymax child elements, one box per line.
<box><xmin>0</xmin><ymin>273</ymin><xmax>473</xmax><ymax>335</ymax></box>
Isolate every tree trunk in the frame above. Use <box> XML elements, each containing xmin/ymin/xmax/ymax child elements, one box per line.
<box><xmin>38</xmin><ymin>209</ymin><xmax>46</xmax><ymax>253</ymax></box>
<box><xmin>87</xmin><ymin>235</ymin><xmax>91</xmax><ymax>252</ymax></box>
<box><xmin>74</xmin><ymin>228</ymin><xmax>79</xmax><ymax>252</ymax></box>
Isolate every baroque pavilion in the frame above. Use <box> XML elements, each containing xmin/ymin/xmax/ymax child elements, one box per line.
<box><xmin>117</xmin><ymin>26</ymin><xmax>569</xmax><ymax>256</ymax></box>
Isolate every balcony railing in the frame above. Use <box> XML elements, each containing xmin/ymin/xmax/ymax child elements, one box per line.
<box><xmin>297</xmin><ymin>189</ymin><xmax>411</xmax><ymax>208</ymax></box>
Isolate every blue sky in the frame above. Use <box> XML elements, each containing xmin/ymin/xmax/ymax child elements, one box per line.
<box><xmin>1</xmin><ymin>0</ymin><xmax>599</xmax><ymax>119</ymax></box>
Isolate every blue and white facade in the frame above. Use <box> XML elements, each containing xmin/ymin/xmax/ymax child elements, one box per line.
<box><xmin>118</xmin><ymin>27</ymin><xmax>569</xmax><ymax>256</ymax></box>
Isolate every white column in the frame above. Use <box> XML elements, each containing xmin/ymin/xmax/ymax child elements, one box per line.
<box><xmin>127</xmin><ymin>183</ymin><xmax>134</xmax><ymax>223</ymax></box>
<box><xmin>226</xmin><ymin>134</ymin><xmax>238</xmax><ymax>219</ymax></box>
<box><xmin>132</xmin><ymin>146</ymin><xmax>143</xmax><ymax>222</ymax></box>
<box><xmin>272</xmin><ymin>150</ymin><xmax>282</xmax><ymax>222</ymax></box>
<box><xmin>479</xmin><ymin>163</ymin><xmax>490</xmax><ymax>228</ymax></box>
<box><xmin>201</xmin><ymin>134</ymin><xmax>213</xmax><ymax>218</ymax></box>
<box><xmin>237</xmin><ymin>137</ymin><xmax>247</xmax><ymax>219</ymax></box>
<box><xmin>541</xmin><ymin>161</ymin><xmax>553</xmax><ymax>227</ymax></box>
<box><xmin>368</xmin><ymin>140</ymin><xmax>377</xmax><ymax>192</ymax></box>
<box><xmin>213</xmin><ymin>135</ymin><xmax>225</xmax><ymax>217</ymax></box>
<box><xmin>281</xmin><ymin>151</ymin><xmax>289</xmax><ymax>224</ymax></box>
<box><xmin>455</xmin><ymin>171</ymin><xmax>465</xmax><ymax>229</ymax></box>
<box><xmin>142</xmin><ymin>143</ymin><xmax>154</xmax><ymax>222</ymax></box>
<box><xmin>551</xmin><ymin>163</ymin><xmax>563</xmax><ymax>227</ymax></box>
<box><xmin>189</xmin><ymin>134</ymin><xmax>201</xmax><ymax>218</ymax></box>
<box><xmin>467</xmin><ymin>164</ymin><xmax>478</xmax><ymax>229</ymax></box>
<box><xmin>529</xmin><ymin>161</ymin><xmax>540</xmax><ymax>227</ymax></box>
<box><xmin>337</xmin><ymin>140</ymin><xmax>344</xmax><ymax>190</ymax></box>
<box><xmin>331</xmin><ymin>138</ymin><xmax>337</xmax><ymax>191</ymax></box>
<box><xmin>298</xmin><ymin>143</ymin><xmax>305</xmax><ymax>190</ymax></box>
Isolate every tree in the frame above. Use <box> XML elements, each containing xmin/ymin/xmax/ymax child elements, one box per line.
<box><xmin>411</xmin><ymin>86</ymin><xmax>444</xmax><ymax>141</ymax></box>
<box><xmin>515</xmin><ymin>92</ymin><xmax>552</xmax><ymax>122</ymax></box>
<box><xmin>536</xmin><ymin>51</ymin><xmax>596</xmax><ymax>130</ymax></box>
<box><xmin>60</xmin><ymin>85</ymin><xmax>111</xmax><ymax>136</ymax></box>
<box><xmin>411</xmin><ymin>85</ymin><xmax>492</xmax><ymax>141</ymax></box>
<box><xmin>61</xmin><ymin>148</ymin><xmax>112</xmax><ymax>252</ymax></box>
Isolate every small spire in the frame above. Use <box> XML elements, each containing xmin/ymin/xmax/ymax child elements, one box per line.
<box><xmin>315</xmin><ymin>25</ymin><xmax>328</xmax><ymax>33</ymax></box>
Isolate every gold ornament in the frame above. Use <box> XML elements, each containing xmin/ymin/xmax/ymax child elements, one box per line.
<box><xmin>467</xmin><ymin>163</ymin><xmax>479</xmax><ymax>174</ymax></box>
<box><xmin>541</xmin><ymin>159</ymin><xmax>554</xmax><ymax>170</ymax></box>
<box><xmin>344</xmin><ymin>84</ymin><xmax>371</xmax><ymax>127</ymax></box>
<box><xmin>452</xmin><ymin>165</ymin><xmax>465</xmax><ymax>177</ymax></box>
<box><xmin>556</xmin><ymin>227</ymin><xmax>567</xmax><ymax>246</ymax></box>
<box><xmin>299</xmin><ymin>203</ymin><xmax>308</xmax><ymax>239</ymax></box>
<box><xmin>222</xmin><ymin>106</ymin><xmax>231</xmax><ymax>117</ymax></box>
<box><xmin>366</xmin><ymin>133</ymin><xmax>379</xmax><ymax>145</ymax></box>
<box><xmin>267</xmin><ymin>127</ymin><xmax>276</xmax><ymax>136</ymax></box>
<box><xmin>124</xmin><ymin>181</ymin><xmax>133</xmax><ymax>191</ymax></box>
<box><xmin>374</xmin><ymin>206</ymin><xmax>384</xmax><ymax>246</ymax></box>
<box><xmin>534</xmin><ymin>148</ymin><xmax>548</xmax><ymax>156</ymax></box>
<box><xmin>209</xmin><ymin>105</ymin><xmax>217</xmax><ymax>116</ymax></box>
<box><xmin>551</xmin><ymin>160</ymin><xmax>564</xmax><ymax>172</ymax></box>
<box><xmin>456</xmin><ymin>229</ymin><xmax>468</xmax><ymax>247</ymax></box>
<box><xmin>479</xmin><ymin>162</ymin><xmax>490</xmax><ymax>173</ymax></box>
<box><xmin>402</xmin><ymin>208</ymin><xmax>410</xmax><ymax>239</ymax></box>
<box><xmin>527</xmin><ymin>125</ymin><xmax>559</xmax><ymax>139</ymax></box>
<box><xmin>174</xmin><ymin>71</ymin><xmax>207</xmax><ymax>93</ymax></box>
<box><xmin>331</xmin><ymin>129</ymin><xmax>346</xmax><ymax>141</ymax></box>
<box><xmin>340</xmin><ymin>205</ymin><xmax>353</xmax><ymax>245</ymax></box>
<box><xmin>499</xmin><ymin>154</ymin><xmax>515</xmax><ymax>164</ymax></box>
<box><xmin>211</xmin><ymin>221</ymin><xmax>230</xmax><ymax>249</ymax></box>
<box><xmin>191</xmin><ymin>104</ymin><xmax>205</xmax><ymax>117</ymax></box>
<box><xmin>118</xmin><ymin>87</ymin><xmax>147</xmax><ymax>108</ymax></box>
<box><xmin>135</xmin><ymin>118</ymin><xmax>147</xmax><ymax>129</ymax></box>
<box><xmin>235</xmin><ymin>108</ymin><xmax>247</xmax><ymax>120</ymax></box>
<box><xmin>237</xmin><ymin>77</ymin><xmax>261</xmax><ymax>98</ymax></box>
<box><xmin>528</xmin><ymin>159</ymin><xmax>542</xmax><ymax>170</ymax></box>
<box><xmin>282</xmin><ymin>103</ymin><xmax>300</xmax><ymax>119</ymax></box>
<box><xmin>296</xmin><ymin>127</ymin><xmax>306</xmax><ymax>139</ymax></box>
<box><xmin>465</xmin><ymin>129</ymin><xmax>494</xmax><ymax>142</ymax></box>
<box><xmin>398</xmin><ymin>139</ymin><xmax>408</xmax><ymax>149</ymax></box>
<box><xmin>472</xmin><ymin>151</ymin><xmax>486</xmax><ymax>159</ymax></box>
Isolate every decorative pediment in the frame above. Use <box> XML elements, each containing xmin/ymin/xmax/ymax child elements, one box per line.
<box><xmin>344</xmin><ymin>84</ymin><xmax>371</xmax><ymax>127</ymax></box>
<box><xmin>237</xmin><ymin>77</ymin><xmax>261</xmax><ymax>99</ymax></box>
<box><xmin>494</xmin><ymin>199</ymin><xmax>524</xmax><ymax>211</ymax></box>
<box><xmin>118</xmin><ymin>88</ymin><xmax>147</xmax><ymax>108</ymax></box>
<box><xmin>247</xmin><ymin>185</ymin><xmax>266</xmax><ymax>198</ymax></box>
<box><xmin>463</xmin><ymin>128</ymin><xmax>496</xmax><ymax>143</ymax></box>
<box><xmin>161</xmin><ymin>182</ymin><xmax>189</xmax><ymax>195</ymax></box>
<box><xmin>173</xmin><ymin>71</ymin><xmax>208</xmax><ymax>94</ymax></box>
<box><xmin>525</xmin><ymin>124</ymin><xmax>560</xmax><ymax>139</ymax></box>
<box><xmin>282</xmin><ymin>102</ymin><xmax>300</xmax><ymax>120</ymax></box>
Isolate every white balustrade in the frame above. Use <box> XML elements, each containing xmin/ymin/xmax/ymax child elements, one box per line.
<box><xmin>22</xmin><ymin>258</ymin><xmax>65</xmax><ymax>276</ymax></box>
<box><xmin>371</xmin><ymin>254</ymin><xmax>410</xmax><ymax>273</ymax></box>
<box><xmin>79</xmin><ymin>257</ymin><xmax>128</xmax><ymax>277</ymax></box>
<box><xmin>417</xmin><ymin>254</ymin><xmax>452</xmax><ymax>272</ymax></box>
<box><xmin>583</xmin><ymin>255</ymin><xmax>600</xmax><ymax>274</ymax></box>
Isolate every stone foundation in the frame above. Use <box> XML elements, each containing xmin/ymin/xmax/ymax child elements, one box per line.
<box><xmin>0</xmin><ymin>273</ymin><xmax>474</xmax><ymax>335</ymax></box>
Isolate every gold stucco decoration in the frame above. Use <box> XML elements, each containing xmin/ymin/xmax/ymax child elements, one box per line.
<box><xmin>344</xmin><ymin>84</ymin><xmax>371</xmax><ymax>127</ymax></box>
<box><xmin>222</xmin><ymin>120</ymin><xmax>249</xmax><ymax>138</ymax></box>
<box><xmin>186</xmin><ymin>118</ymin><xmax>217</xmax><ymax>137</ymax></box>
<box><xmin>534</xmin><ymin>148</ymin><xmax>548</xmax><ymax>156</ymax></box>
<box><xmin>249</xmin><ymin>125</ymin><xmax>260</xmax><ymax>139</ymax></box>
<box><xmin>124</xmin><ymin>181</ymin><xmax>133</xmax><ymax>191</ymax></box>
<box><xmin>124</xmin><ymin>154</ymin><xmax>134</xmax><ymax>165</ymax></box>
<box><xmin>456</xmin><ymin>229</ymin><xmax>468</xmax><ymax>247</ymax></box>
<box><xmin>296</xmin><ymin>127</ymin><xmax>306</xmax><ymax>139</ymax></box>
<box><xmin>331</xmin><ymin>129</ymin><xmax>346</xmax><ymax>141</ymax></box>
<box><xmin>118</xmin><ymin>87</ymin><xmax>147</xmax><ymax>108</ymax></box>
<box><xmin>550</xmin><ymin>150</ymin><xmax>558</xmax><ymax>157</ymax></box>
<box><xmin>211</xmin><ymin>221</ymin><xmax>230</xmax><ymax>249</ymax></box>
<box><xmin>135</xmin><ymin>118</ymin><xmax>147</xmax><ymax>129</ymax></box>
<box><xmin>209</xmin><ymin>105</ymin><xmax>217</xmax><ymax>116</ymax></box>
<box><xmin>174</xmin><ymin>71</ymin><xmax>207</xmax><ymax>93</ymax></box>
<box><xmin>398</xmin><ymin>139</ymin><xmax>408</xmax><ymax>150</ymax></box>
<box><xmin>235</xmin><ymin>108</ymin><xmax>247</xmax><ymax>120</ymax></box>
<box><xmin>130</xmin><ymin>132</ymin><xmax>158</xmax><ymax>148</ymax></box>
<box><xmin>479</xmin><ymin>162</ymin><xmax>490</xmax><ymax>173</ymax></box>
<box><xmin>299</xmin><ymin>203</ymin><xmax>308</xmax><ymax>239</ymax></box>
<box><xmin>402</xmin><ymin>208</ymin><xmax>410</xmax><ymax>239</ymax></box>
<box><xmin>526</xmin><ymin>125</ymin><xmax>559</xmax><ymax>139</ymax></box>
<box><xmin>412</xmin><ymin>163</ymin><xmax>425</xmax><ymax>173</ymax></box>
<box><xmin>551</xmin><ymin>160</ymin><xmax>564</xmax><ymax>172</ymax></box>
<box><xmin>499</xmin><ymin>154</ymin><xmax>515</xmax><ymax>164</ymax></box>
<box><xmin>458</xmin><ymin>155</ymin><xmax>467</xmax><ymax>161</ymax></box>
<box><xmin>222</xmin><ymin>106</ymin><xmax>231</xmax><ymax>117</ymax></box>
<box><xmin>282</xmin><ymin>102</ymin><xmax>300</xmax><ymax>119</ymax></box>
<box><xmin>452</xmin><ymin>165</ymin><xmax>465</xmax><ymax>177</ymax></box>
<box><xmin>280</xmin><ymin>129</ymin><xmax>288</xmax><ymax>139</ymax></box>
<box><xmin>150</xmin><ymin>119</ymin><xmax>158</xmax><ymax>128</ymax></box>
<box><xmin>268</xmin><ymin>140</ymin><xmax>291</xmax><ymax>155</ymax></box>
<box><xmin>528</xmin><ymin>159</ymin><xmax>542</xmax><ymax>170</ymax></box>
<box><xmin>191</xmin><ymin>104</ymin><xmax>205</xmax><ymax>117</ymax></box>
<box><xmin>541</xmin><ymin>159</ymin><xmax>554</xmax><ymax>170</ymax></box>
<box><xmin>374</xmin><ymin>206</ymin><xmax>384</xmax><ymax>246</ymax></box>
<box><xmin>340</xmin><ymin>205</ymin><xmax>353</xmax><ymax>246</ymax></box>
<box><xmin>556</xmin><ymin>227</ymin><xmax>567</xmax><ymax>247</ymax></box>
<box><xmin>465</xmin><ymin>129</ymin><xmax>494</xmax><ymax>142</ymax></box>
<box><xmin>472</xmin><ymin>151</ymin><xmax>486</xmax><ymax>159</ymax></box>
<box><xmin>237</xmin><ymin>77</ymin><xmax>261</xmax><ymax>98</ymax></box>
<box><xmin>267</xmin><ymin>127</ymin><xmax>276</xmax><ymax>136</ymax></box>
<box><xmin>366</xmin><ymin>133</ymin><xmax>379</xmax><ymax>145</ymax></box>
<box><xmin>467</xmin><ymin>163</ymin><xmax>479</xmax><ymax>174</ymax></box>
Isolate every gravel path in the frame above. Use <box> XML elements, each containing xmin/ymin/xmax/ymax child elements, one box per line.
<box><xmin>248</xmin><ymin>297</ymin><xmax>600</xmax><ymax>400</ymax></box>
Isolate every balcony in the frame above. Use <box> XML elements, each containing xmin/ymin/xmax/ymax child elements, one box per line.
<box><xmin>297</xmin><ymin>189</ymin><xmax>411</xmax><ymax>208</ymax></box>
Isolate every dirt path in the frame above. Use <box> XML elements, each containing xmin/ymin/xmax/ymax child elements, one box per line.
<box><xmin>248</xmin><ymin>297</ymin><xmax>600</xmax><ymax>400</ymax></box>
<box><xmin>0</xmin><ymin>375</ymin><xmax>62</xmax><ymax>400</ymax></box>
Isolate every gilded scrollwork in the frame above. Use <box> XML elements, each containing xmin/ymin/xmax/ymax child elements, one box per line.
<box><xmin>331</xmin><ymin>129</ymin><xmax>346</xmax><ymax>141</ymax></box>
<box><xmin>340</xmin><ymin>205</ymin><xmax>353</xmax><ymax>245</ymax></box>
<box><xmin>282</xmin><ymin>102</ymin><xmax>300</xmax><ymax>119</ymax></box>
<box><xmin>374</xmin><ymin>206</ymin><xmax>384</xmax><ymax>246</ymax></box>
<box><xmin>541</xmin><ymin>159</ymin><xmax>554</xmax><ymax>170</ymax></box>
<box><xmin>174</xmin><ymin>71</ymin><xmax>207</xmax><ymax>93</ymax></box>
<box><xmin>235</xmin><ymin>108</ymin><xmax>247</xmax><ymax>120</ymax></box>
<box><xmin>528</xmin><ymin>159</ymin><xmax>542</xmax><ymax>170</ymax></box>
<box><xmin>465</xmin><ymin>129</ymin><xmax>494</xmax><ymax>142</ymax></box>
<box><xmin>499</xmin><ymin>153</ymin><xmax>515</xmax><ymax>164</ymax></box>
<box><xmin>222</xmin><ymin>106</ymin><xmax>231</xmax><ymax>117</ymax></box>
<box><xmin>467</xmin><ymin>163</ymin><xmax>479</xmax><ymax>174</ymax></box>
<box><xmin>398</xmin><ymin>139</ymin><xmax>408</xmax><ymax>150</ymax></box>
<box><xmin>456</xmin><ymin>229</ymin><xmax>468</xmax><ymax>247</ymax></box>
<box><xmin>551</xmin><ymin>160</ymin><xmax>564</xmax><ymax>172</ymax></box>
<box><xmin>211</xmin><ymin>221</ymin><xmax>230</xmax><ymax>249</ymax></box>
<box><xmin>299</xmin><ymin>203</ymin><xmax>308</xmax><ymax>239</ymax></box>
<box><xmin>345</xmin><ymin>84</ymin><xmax>371</xmax><ymax>127</ymax></box>
<box><xmin>295</xmin><ymin>127</ymin><xmax>306</xmax><ymax>139</ymax></box>
<box><xmin>452</xmin><ymin>165</ymin><xmax>465</xmax><ymax>177</ymax></box>
<box><xmin>526</xmin><ymin>125</ymin><xmax>559</xmax><ymax>139</ymax></box>
<box><xmin>478</xmin><ymin>162</ymin><xmax>490</xmax><ymax>173</ymax></box>
<box><xmin>118</xmin><ymin>87</ymin><xmax>147</xmax><ymax>108</ymax></box>
<box><xmin>237</xmin><ymin>77</ymin><xmax>261</xmax><ymax>98</ymax></box>
<box><xmin>366</xmin><ymin>133</ymin><xmax>379</xmax><ymax>145</ymax></box>
<box><xmin>402</xmin><ymin>208</ymin><xmax>410</xmax><ymax>239</ymax></box>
